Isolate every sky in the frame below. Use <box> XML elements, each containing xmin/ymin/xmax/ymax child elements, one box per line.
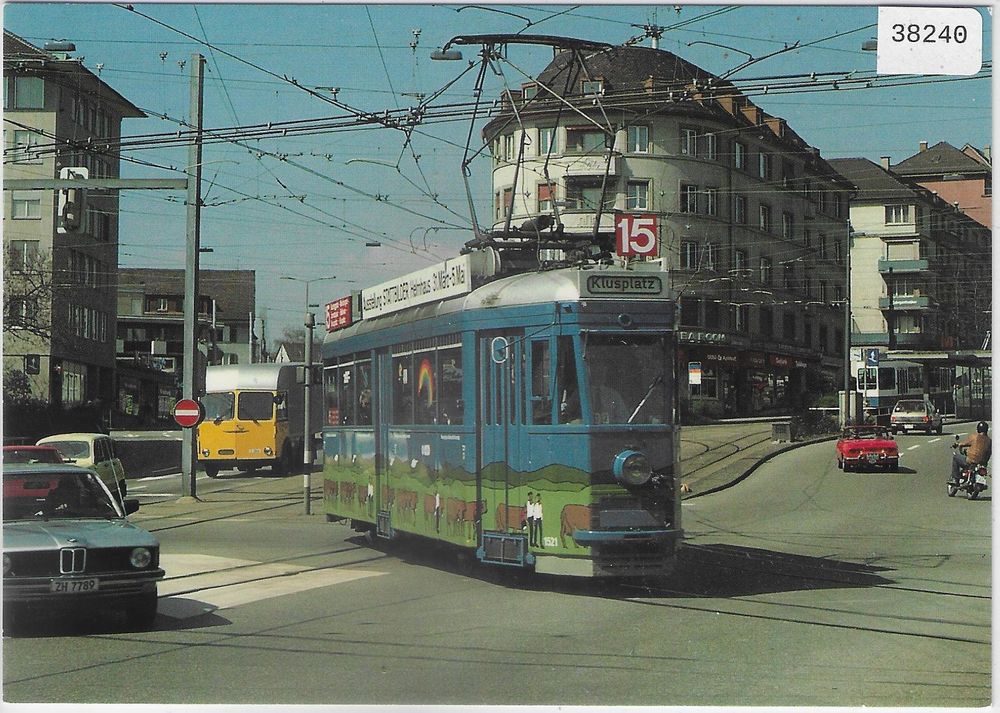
<box><xmin>3</xmin><ymin>2</ymin><xmax>993</xmax><ymax>344</ymax></box>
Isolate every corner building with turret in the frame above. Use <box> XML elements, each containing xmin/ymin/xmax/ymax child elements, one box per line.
<box><xmin>482</xmin><ymin>45</ymin><xmax>852</xmax><ymax>418</ymax></box>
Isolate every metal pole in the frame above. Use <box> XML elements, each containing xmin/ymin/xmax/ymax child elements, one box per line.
<box><xmin>181</xmin><ymin>53</ymin><xmax>205</xmax><ymax>499</ymax></box>
<box><xmin>303</xmin><ymin>283</ymin><xmax>314</xmax><ymax>514</ymax></box>
<box><xmin>844</xmin><ymin>230</ymin><xmax>852</xmax><ymax>425</ymax></box>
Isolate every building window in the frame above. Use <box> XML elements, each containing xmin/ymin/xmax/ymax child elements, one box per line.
<box><xmin>581</xmin><ymin>79</ymin><xmax>603</xmax><ymax>95</ymax></box>
<box><xmin>539</xmin><ymin>126</ymin><xmax>557</xmax><ymax>155</ymax></box>
<box><xmin>734</xmin><ymin>249</ymin><xmax>748</xmax><ymax>277</ymax></box>
<box><xmin>704</xmin><ymin>187</ymin><xmax>719</xmax><ymax>216</ymax></box>
<box><xmin>565</xmin><ymin>177</ymin><xmax>613</xmax><ymax>211</ymax></box>
<box><xmin>759</xmin><ymin>204</ymin><xmax>772</xmax><ymax>232</ymax></box>
<box><xmin>537</xmin><ymin>183</ymin><xmax>553</xmax><ymax>212</ymax></box>
<box><xmin>704</xmin><ymin>300</ymin><xmax>721</xmax><ymax>328</ymax></box>
<box><xmin>758</xmin><ymin>152</ymin><xmax>772</xmax><ymax>180</ymax></box>
<box><xmin>8</xmin><ymin>240</ymin><xmax>40</xmax><ymax>271</ymax></box>
<box><xmin>703</xmin><ymin>242</ymin><xmax>720</xmax><ymax>271</ymax></box>
<box><xmin>783</xmin><ymin>261</ymin><xmax>795</xmax><ymax>288</ymax></box>
<box><xmin>681</xmin><ymin>241</ymin><xmax>700</xmax><ymax>270</ymax></box>
<box><xmin>804</xmin><ymin>229</ymin><xmax>812</xmax><ymax>247</ymax></box>
<box><xmin>10</xmin><ymin>191</ymin><xmax>41</xmax><ymax>219</ymax></box>
<box><xmin>819</xmin><ymin>280</ymin><xmax>828</xmax><ymax>302</ymax></box>
<box><xmin>626</xmin><ymin>181</ymin><xmax>649</xmax><ymax>210</ymax></box>
<box><xmin>522</xmin><ymin>83</ymin><xmax>539</xmax><ymax>100</ymax></box>
<box><xmin>5</xmin><ymin>76</ymin><xmax>44</xmax><ymax>109</ymax></box>
<box><xmin>503</xmin><ymin>134</ymin><xmax>515</xmax><ymax>162</ymax></box>
<box><xmin>565</xmin><ymin>127</ymin><xmax>607</xmax><ymax>154</ymax></box>
<box><xmin>885</xmin><ymin>204</ymin><xmax>912</xmax><ymax>224</ymax></box>
<box><xmin>817</xmin><ymin>190</ymin><xmax>827</xmax><ymax>214</ymax></box>
<box><xmin>782</xmin><ymin>212</ymin><xmax>794</xmax><ymax>240</ymax></box>
<box><xmin>760</xmin><ymin>306</ymin><xmax>774</xmax><ymax>337</ymax></box>
<box><xmin>8</xmin><ymin>129</ymin><xmax>44</xmax><ymax>163</ymax></box>
<box><xmin>734</xmin><ymin>194</ymin><xmax>748</xmax><ymax>224</ymax></box>
<box><xmin>818</xmin><ymin>233</ymin><xmax>827</xmax><ymax>259</ymax></box>
<box><xmin>782</xmin><ymin>161</ymin><xmax>795</xmax><ymax>189</ymax></box>
<box><xmin>783</xmin><ymin>312</ymin><xmax>797</xmax><ymax>342</ymax></box>
<box><xmin>703</xmin><ymin>132</ymin><xmax>718</xmax><ymax>160</ymax></box>
<box><xmin>732</xmin><ymin>304</ymin><xmax>749</xmax><ymax>333</ymax></box>
<box><xmin>681</xmin><ymin>127</ymin><xmax>699</xmax><ymax>156</ymax></box>
<box><xmin>834</xmin><ymin>239</ymin><xmax>843</xmax><ymax>264</ymax></box>
<box><xmin>61</xmin><ymin>361</ymin><xmax>87</xmax><ymax>406</ymax></box>
<box><xmin>759</xmin><ymin>256</ymin><xmax>773</xmax><ymax>286</ymax></box>
<box><xmin>627</xmin><ymin>125</ymin><xmax>649</xmax><ymax>154</ymax></box>
<box><xmin>680</xmin><ymin>296</ymin><xmax>700</xmax><ymax>326</ymax></box>
<box><xmin>681</xmin><ymin>184</ymin><xmax>699</xmax><ymax>213</ymax></box>
<box><xmin>734</xmin><ymin>141</ymin><xmax>747</xmax><ymax>170</ymax></box>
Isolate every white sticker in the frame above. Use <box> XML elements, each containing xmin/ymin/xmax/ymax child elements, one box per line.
<box><xmin>877</xmin><ymin>7</ymin><xmax>983</xmax><ymax>76</ymax></box>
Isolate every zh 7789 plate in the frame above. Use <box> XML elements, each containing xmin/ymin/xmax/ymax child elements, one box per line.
<box><xmin>50</xmin><ymin>578</ymin><xmax>99</xmax><ymax>593</ymax></box>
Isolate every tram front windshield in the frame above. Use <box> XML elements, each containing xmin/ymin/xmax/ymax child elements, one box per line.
<box><xmin>584</xmin><ymin>334</ymin><xmax>667</xmax><ymax>424</ymax></box>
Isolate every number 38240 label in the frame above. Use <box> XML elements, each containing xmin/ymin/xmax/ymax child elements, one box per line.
<box><xmin>877</xmin><ymin>7</ymin><xmax>983</xmax><ymax>76</ymax></box>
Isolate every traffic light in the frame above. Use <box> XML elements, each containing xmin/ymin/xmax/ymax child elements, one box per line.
<box><xmin>57</xmin><ymin>167</ymin><xmax>88</xmax><ymax>234</ymax></box>
<box><xmin>24</xmin><ymin>354</ymin><xmax>39</xmax><ymax>375</ymax></box>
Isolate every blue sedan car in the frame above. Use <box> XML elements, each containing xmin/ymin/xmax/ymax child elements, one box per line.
<box><xmin>2</xmin><ymin>463</ymin><xmax>165</xmax><ymax>630</ymax></box>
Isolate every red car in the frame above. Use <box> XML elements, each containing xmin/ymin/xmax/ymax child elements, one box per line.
<box><xmin>836</xmin><ymin>425</ymin><xmax>900</xmax><ymax>472</ymax></box>
<box><xmin>2</xmin><ymin>445</ymin><xmax>65</xmax><ymax>465</ymax></box>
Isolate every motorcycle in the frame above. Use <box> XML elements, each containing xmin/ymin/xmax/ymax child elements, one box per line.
<box><xmin>948</xmin><ymin>435</ymin><xmax>989</xmax><ymax>499</ymax></box>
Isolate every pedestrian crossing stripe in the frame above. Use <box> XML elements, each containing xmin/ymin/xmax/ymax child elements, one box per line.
<box><xmin>157</xmin><ymin>554</ymin><xmax>384</xmax><ymax>619</ymax></box>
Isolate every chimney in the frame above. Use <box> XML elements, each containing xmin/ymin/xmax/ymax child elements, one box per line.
<box><xmin>985</xmin><ymin>145</ymin><xmax>991</xmax><ymax>163</ymax></box>
<box><xmin>880</xmin><ymin>156</ymin><xmax>891</xmax><ymax>170</ymax></box>
<box><xmin>919</xmin><ymin>141</ymin><xmax>928</xmax><ymax>152</ymax></box>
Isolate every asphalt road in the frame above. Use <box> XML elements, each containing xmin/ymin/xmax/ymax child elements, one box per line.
<box><xmin>3</xmin><ymin>428</ymin><xmax>990</xmax><ymax>706</ymax></box>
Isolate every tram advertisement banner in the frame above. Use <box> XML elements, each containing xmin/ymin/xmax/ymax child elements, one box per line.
<box><xmin>361</xmin><ymin>254</ymin><xmax>475</xmax><ymax>319</ymax></box>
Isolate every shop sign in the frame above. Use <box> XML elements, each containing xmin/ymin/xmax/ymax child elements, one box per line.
<box><xmin>702</xmin><ymin>349</ymin><xmax>738</xmax><ymax>364</ymax></box>
<box><xmin>688</xmin><ymin>361</ymin><xmax>702</xmax><ymax>385</ymax></box>
<box><xmin>678</xmin><ymin>330</ymin><xmax>727</xmax><ymax>344</ymax></box>
<box><xmin>795</xmin><ymin>359</ymin><xmax>809</xmax><ymax>368</ymax></box>
<box><xmin>769</xmin><ymin>354</ymin><xmax>792</xmax><ymax>368</ymax></box>
<box><xmin>744</xmin><ymin>351</ymin><xmax>766</xmax><ymax>368</ymax></box>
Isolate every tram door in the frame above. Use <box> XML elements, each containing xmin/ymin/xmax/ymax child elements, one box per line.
<box><xmin>480</xmin><ymin>333</ymin><xmax>523</xmax><ymax>534</ymax></box>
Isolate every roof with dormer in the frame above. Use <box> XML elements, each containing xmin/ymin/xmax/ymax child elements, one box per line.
<box><xmin>892</xmin><ymin>141</ymin><xmax>991</xmax><ymax>178</ymax></box>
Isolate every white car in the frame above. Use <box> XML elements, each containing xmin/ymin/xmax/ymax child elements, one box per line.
<box><xmin>35</xmin><ymin>433</ymin><xmax>127</xmax><ymax>499</ymax></box>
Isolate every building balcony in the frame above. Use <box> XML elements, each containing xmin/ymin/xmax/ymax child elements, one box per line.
<box><xmin>851</xmin><ymin>332</ymin><xmax>935</xmax><ymax>348</ymax></box>
<box><xmin>878</xmin><ymin>294</ymin><xmax>935</xmax><ymax>310</ymax></box>
<box><xmin>877</xmin><ymin>258</ymin><xmax>929</xmax><ymax>274</ymax></box>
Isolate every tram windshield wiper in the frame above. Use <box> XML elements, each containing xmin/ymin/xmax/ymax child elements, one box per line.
<box><xmin>628</xmin><ymin>374</ymin><xmax>663</xmax><ymax>424</ymax></box>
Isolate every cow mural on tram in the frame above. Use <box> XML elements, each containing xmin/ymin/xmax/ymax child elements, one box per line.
<box><xmin>319</xmin><ymin>250</ymin><xmax>683</xmax><ymax>578</ymax></box>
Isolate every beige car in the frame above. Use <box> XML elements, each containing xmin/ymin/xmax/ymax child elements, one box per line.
<box><xmin>35</xmin><ymin>433</ymin><xmax>127</xmax><ymax>498</ymax></box>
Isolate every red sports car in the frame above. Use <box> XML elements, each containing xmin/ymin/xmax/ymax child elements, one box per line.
<box><xmin>836</xmin><ymin>425</ymin><xmax>900</xmax><ymax>472</ymax></box>
<box><xmin>2</xmin><ymin>445</ymin><xmax>65</xmax><ymax>464</ymax></box>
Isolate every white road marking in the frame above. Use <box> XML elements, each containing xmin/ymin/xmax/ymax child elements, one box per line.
<box><xmin>907</xmin><ymin>444</ymin><xmax>921</xmax><ymax>451</ymax></box>
<box><xmin>157</xmin><ymin>554</ymin><xmax>383</xmax><ymax>619</ymax></box>
<box><xmin>929</xmin><ymin>438</ymin><xmax>941</xmax><ymax>443</ymax></box>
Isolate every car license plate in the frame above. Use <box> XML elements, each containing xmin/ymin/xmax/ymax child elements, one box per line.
<box><xmin>866</xmin><ymin>453</ymin><xmax>878</xmax><ymax>463</ymax></box>
<box><xmin>903</xmin><ymin>425</ymin><xmax>914</xmax><ymax>430</ymax></box>
<box><xmin>976</xmin><ymin>474</ymin><xmax>988</xmax><ymax>486</ymax></box>
<box><xmin>50</xmin><ymin>578</ymin><xmax>99</xmax><ymax>593</ymax></box>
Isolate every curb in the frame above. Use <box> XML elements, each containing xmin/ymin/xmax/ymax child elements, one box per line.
<box><xmin>685</xmin><ymin>434</ymin><xmax>838</xmax><ymax>500</ymax></box>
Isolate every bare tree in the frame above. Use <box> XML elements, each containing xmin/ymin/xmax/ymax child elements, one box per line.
<box><xmin>3</xmin><ymin>244</ymin><xmax>53</xmax><ymax>341</ymax></box>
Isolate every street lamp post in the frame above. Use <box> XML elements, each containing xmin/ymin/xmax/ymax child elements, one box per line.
<box><xmin>280</xmin><ymin>275</ymin><xmax>336</xmax><ymax>514</ymax></box>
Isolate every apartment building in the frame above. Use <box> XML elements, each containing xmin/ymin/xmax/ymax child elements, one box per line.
<box><xmin>893</xmin><ymin>141</ymin><xmax>992</xmax><ymax>228</ymax></box>
<box><xmin>481</xmin><ymin>45</ymin><xmax>852</xmax><ymax>416</ymax></box>
<box><xmin>114</xmin><ymin>268</ymin><xmax>258</xmax><ymax>425</ymax></box>
<box><xmin>3</xmin><ymin>31</ymin><xmax>144</xmax><ymax>410</ymax></box>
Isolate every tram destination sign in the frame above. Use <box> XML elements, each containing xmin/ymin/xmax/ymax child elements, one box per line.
<box><xmin>361</xmin><ymin>254</ymin><xmax>475</xmax><ymax>319</ymax></box>
<box><xmin>580</xmin><ymin>272</ymin><xmax>665</xmax><ymax>298</ymax></box>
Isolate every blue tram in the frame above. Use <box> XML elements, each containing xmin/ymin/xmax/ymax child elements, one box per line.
<box><xmin>320</xmin><ymin>251</ymin><xmax>682</xmax><ymax>577</ymax></box>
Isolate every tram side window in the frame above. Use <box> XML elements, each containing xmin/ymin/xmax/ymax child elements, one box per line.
<box><xmin>530</xmin><ymin>339</ymin><xmax>552</xmax><ymax>424</ymax></box>
<box><xmin>908</xmin><ymin>367</ymin><xmax>921</xmax><ymax>392</ymax></box>
<box><xmin>878</xmin><ymin>367</ymin><xmax>895</xmax><ymax>391</ymax></box>
<box><xmin>414</xmin><ymin>352</ymin><xmax>437</xmax><ymax>424</ymax></box>
<box><xmin>438</xmin><ymin>347</ymin><xmax>463</xmax><ymax>425</ymax></box>
<box><xmin>356</xmin><ymin>361</ymin><xmax>372</xmax><ymax>425</ymax></box>
<box><xmin>324</xmin><ymin>367</ymin><xmax>340</xmax><ymax>426</ymax></box>
<box><xmin>393</xmin><ymin>353</ymin><xmax>413</xmax><ymax>424</ymax></box>
<box><xmin>556</xmin><ymin>336</ymin><xmax>581</xmax><ymax>424</ymax></box>
<box><xmin>338</xmin><ymin>362</ymin><xmax>356</xmax><ymax>424</ymax></box>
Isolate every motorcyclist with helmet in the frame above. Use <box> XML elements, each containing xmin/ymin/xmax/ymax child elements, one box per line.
<box><xmin>950</xmin><ymin>421</ymin><xmax>992</xmax><ymax>485</ymax></box>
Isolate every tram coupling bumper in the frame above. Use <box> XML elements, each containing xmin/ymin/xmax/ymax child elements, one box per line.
<box><xmin>572</xmin><ymin>527</ymin><xmax>682</xmax><ymax>545</ymax></box>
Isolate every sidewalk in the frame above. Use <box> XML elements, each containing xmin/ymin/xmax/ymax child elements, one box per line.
<box><xmin>132</xmin><ymin>422</ymin><xmax>831</xmax><ymax>522</ymax></box>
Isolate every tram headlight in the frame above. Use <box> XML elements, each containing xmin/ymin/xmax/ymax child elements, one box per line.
<box><xmin>613</xmin><ymin>450</ymin><xmax>653</xmax><ymax>487</ymax></box>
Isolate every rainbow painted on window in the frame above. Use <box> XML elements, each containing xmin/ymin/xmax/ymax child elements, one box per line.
<box><xmin>417</xmin><ymin>358</ymin><xmax>434</xmax><ymax>406</ymax></box>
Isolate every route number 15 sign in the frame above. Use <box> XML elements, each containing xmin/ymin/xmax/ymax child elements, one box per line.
<box><xmin>615</xmin><ymin>213</ymin><xmax>659</xmax><ymax>258</ymax></box>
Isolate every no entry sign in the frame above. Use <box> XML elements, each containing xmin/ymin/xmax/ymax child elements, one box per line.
<box><xmin>173</xmin><ymin>398</ymin><xmax>205</xmax><ymax>428</ymax></box>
